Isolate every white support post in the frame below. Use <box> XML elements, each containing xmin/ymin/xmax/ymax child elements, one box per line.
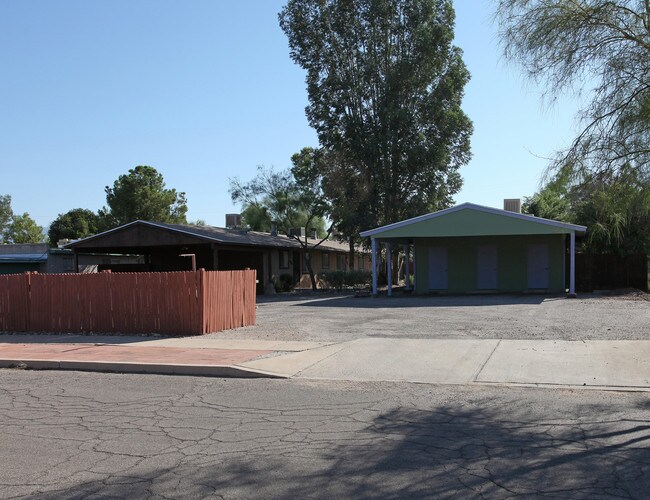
<box><xmin>412</xmin><ymin>244</ymin><xmax>417</xmax><ymax>292</ymax></box>
<box><xmin>371</xmin><ymin>238</ymin><xmax>378</xmax><ymax>296</ymax></box>
<box><xmin>569</xmin><ymin>232</ymin><xmax>576</xmax><ymax>297</ymax></box>
<box><xmin>403</xmin><ymin>244</ymin><xmax>410</xmax><ymax>290</ymax></box>
<box><xmin>387</xmin><ymin>242</ymin><xmax>393</xmax><ymax>297</ymax></box>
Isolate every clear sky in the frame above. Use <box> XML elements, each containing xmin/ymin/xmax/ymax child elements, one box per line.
<box><xmin>0</xmin><ymin>0</ymin><xmax>583</xmax><ymax>230</ymax></box>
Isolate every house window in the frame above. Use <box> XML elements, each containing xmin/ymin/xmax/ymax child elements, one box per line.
<box><xmin>322</xmin><ymin>252</ymin><xmax>329</xmax><ymax>269</ymax></box>
<box><xmin>337</xmin><ymin>254</ymin><xmax>346</xmax><ymax>270</ymax></box>
<box><xmin>357</xmin><ymin>255</ymin><xmax>363</xmax><ymax>270</ymax></box>
<box><xmin>279</xmin><ymin>250</ymin><xmax>289</xmax><ymax>269</ymax></box>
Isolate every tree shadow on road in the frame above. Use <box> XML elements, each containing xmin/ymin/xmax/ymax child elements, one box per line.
<box><xmin>40</xmin><ymin>398</ymin><xmax>650</xmax><ymax>498</ymax></box>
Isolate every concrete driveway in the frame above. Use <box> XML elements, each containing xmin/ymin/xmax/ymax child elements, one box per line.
<box><xmin>211</xmin><ymin>292</ymin><xmax>650</xmax><ymax>389</ymax></box>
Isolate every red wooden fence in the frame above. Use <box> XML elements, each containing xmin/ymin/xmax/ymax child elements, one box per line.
<box><xmin>0</xmin><ymin>269</ymin><xmax>256</xmax><ymax>335</ymax></box>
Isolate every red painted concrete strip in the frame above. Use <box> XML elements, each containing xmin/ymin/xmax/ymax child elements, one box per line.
<box><xmin>0</xmin><ymin>343</ymin><xmax>270</xmax><ymax>366</ymax></box>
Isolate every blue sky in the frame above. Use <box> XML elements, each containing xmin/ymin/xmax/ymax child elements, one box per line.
<box><xmin>0</xmin><ymin>1</ymin><xmax>582</xmax><ymax>229</ymax></box>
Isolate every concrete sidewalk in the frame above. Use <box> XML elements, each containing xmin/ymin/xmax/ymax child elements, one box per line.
<box><xmin>2</xmin><ymin>336</ymin><xmax>650</xmax><ymax>390</ymax></box>
<box><xmin>241</xmin><ymin>338</ymin><xmax>650</xmax><ymax>390</ymax></box>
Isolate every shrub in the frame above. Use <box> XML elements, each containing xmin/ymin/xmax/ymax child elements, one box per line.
<box><xmin>319</xmin><ymin>271</ymin><xmax>346</xmax><ymax>291</ymax></box>
<box><xmin>319</xmin><ymin>270</ymin><xmax>372</xmax><ymax>291</ymax></box>
<box><xmin>273</xmin><ymin>273</ymin><xmax>295</xmax><ymax>292</ymax></box>
<box><xmin>344</xmin><ymin>270</ymin><xmax>372</xmax><ymax>288</ymax></box>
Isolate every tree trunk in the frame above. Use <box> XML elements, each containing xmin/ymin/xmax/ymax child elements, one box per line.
<box><xmin>305</xmin><ymin>252</ymin><xmax>317</xmax><ymax>291</ymax></box>
<box><xmin>393</xmin><ymin>249</ymin><xmax>399</xmax><ymax>286</ymax></box>
<box><xmin>303</xmin><ymin>237</ymin><xmax>318</xmax><ymax>291</ymax></box>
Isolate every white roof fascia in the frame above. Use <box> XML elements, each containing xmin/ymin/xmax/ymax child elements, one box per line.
<box><xmin>359</xmin><ymin>202</ymin><xmax>587</xmax><ymax>237</ymax></box>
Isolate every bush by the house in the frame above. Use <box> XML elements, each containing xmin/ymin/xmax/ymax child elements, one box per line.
<box><xmin>273</xmin><ymin>273</ymin><xmax>295</xmax><ymax>292</ymax></box>
<box><xmin>319</xmin><ymin>270</ymin><xmax>372</xmax><ymax>291</ymax></box>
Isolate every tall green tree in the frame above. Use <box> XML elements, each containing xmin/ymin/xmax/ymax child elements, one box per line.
<box><xmin>48</xmin><ymin>208</ymin><xmax>102</xmax><ymax>246</ymax></box>
<box><xmin>279</xmin><ymin>0</ymin><xmax>472</xmax><ymax>233</ymax></box>
<box><xmin>101</xmin><ymin>166</ymin><xmax>188</xmax><ymax>227</ymax></box>
<box><xmin>0</xmin><ymin>194</ymin><xmax>13</xmax><ymax>243</ymax></box>
<box><xmin>3</xmin><ymin>213</ymin><xmax>45</xmax><ymax>244</ymax></box>
<box><xmin>496</xmin><ymin>0</ymin><xmax>650</xmax><ymax>179</ymax></box>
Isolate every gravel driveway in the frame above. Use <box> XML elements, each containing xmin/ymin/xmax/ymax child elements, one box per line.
<box><xmin>211</xmin><ymin>292</ymin><xmax>650</xmax><ymax>342</ymax></box>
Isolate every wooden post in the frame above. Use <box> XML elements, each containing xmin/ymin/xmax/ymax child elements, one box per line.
<box><xmin>197</xmin><ymin>268</ymin><xmax>204</xmax><ymax>334</ymax></box>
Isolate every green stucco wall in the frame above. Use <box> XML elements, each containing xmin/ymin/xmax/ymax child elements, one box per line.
<box><xmin>373</xmin><ymin>207</ymin><xmax>570</xmax><ymax>239</ymax></box>
<box><xmin>414</xmin><ymin>235</ymin><xmax>566</xmax><ymax>293</ymax></box>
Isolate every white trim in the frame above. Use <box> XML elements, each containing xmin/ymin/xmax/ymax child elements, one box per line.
<box><xmin>569</xmin><ymin>232</ymin><xmax>576</xmax><ymax>295</ymax></box>
<box><xmin>371</xmin><ymin>238</ymin><xmax>378</xmax><ymax>295</ymax></box>
<box><xmin>359</xmin><ymin>203</ymin><xmax>587</xmax><ymax>238</ymax></box>
<box><xmin>412</xmin><ymin>244</ymin><xmax>416</xmax><ymax>291</ymax></box>
<box><xmin>404</xmin><ymin>244</ymin><xmax>410</xmax><ymax>291</ymax></box>
<box><xmin>386</xmin><ymin>242</ymin><xmax>392</xmax><ymax>297</ymax></box>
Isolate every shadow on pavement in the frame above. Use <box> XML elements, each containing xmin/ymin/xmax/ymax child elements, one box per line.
<box><xmin>0</xmin><ymin>333</ymin><xmax>167</xmax><ymax>345</ymax></box>
<box><xmin>277</xmin><ymin>294</ymin><xmax>552</xmax><ymax>308</ymax></box>
<box><xmin>41</xmin><ymin>403</ymin><xmax>650</xmax><ymax>498</ymax></box>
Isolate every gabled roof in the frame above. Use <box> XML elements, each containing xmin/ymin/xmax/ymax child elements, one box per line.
<box><xmin>360</xmin><ymin>203</ymin><xmax>587</xmax><ymax>239</ymax></box>
<box><xmin>65</xmin><ymin>220</ymin><xmax>352</xmax><ymax>253</ymax></box>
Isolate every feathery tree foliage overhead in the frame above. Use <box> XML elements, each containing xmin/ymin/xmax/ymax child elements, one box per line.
<box><xmin>279</xmin><ymin>0</ymin><xmax>473</xmax><ymax>233</ymax></box>
<box><xmin>229</xmin><ymin>164</ymin><xmax>327</xmax><ymax>237</ymax></box>
<box><xmin>229</xmin><ymin>155</ymin><xmax>330</xmax><ymax>290</ymax></box>
<box><xmin>496</xmin><ymin>0</ymin><xmax>650</xmax><ymax>180</ymax></box>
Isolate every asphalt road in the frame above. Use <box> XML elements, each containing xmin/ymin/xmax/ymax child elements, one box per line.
<box><xmin>212</xmin><ymin>293</ymin><xmax>650</xmax><ymax>343</ymax></box>
<box><xmin>2</xmin><ymin>369</ymin><xmax>649</xmax><ymax>498</ymax></box>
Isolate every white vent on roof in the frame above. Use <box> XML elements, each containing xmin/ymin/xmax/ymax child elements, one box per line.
<box><xmin>226</xmin><ymin>213</ymin><xmax>242</xmax><ymax>229</ymax></box>
<box><xmin>503</xmin><ymin>199</ymin><xmax>521</xmax><ymax>213</ymax></box>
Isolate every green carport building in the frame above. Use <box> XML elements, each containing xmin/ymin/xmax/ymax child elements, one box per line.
<box><xmin>360</xmin><ymin>203</ymin><xmax>587</xmax><ymax>297</ymax></box>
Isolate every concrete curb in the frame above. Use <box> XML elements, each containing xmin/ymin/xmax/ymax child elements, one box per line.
<box><xmin>0</xmin><ymin>359</ymin><xmax>287</xmax><ymax>379</ymax></box>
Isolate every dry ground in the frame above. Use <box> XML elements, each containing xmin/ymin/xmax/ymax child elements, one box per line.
<box><xmin>211</xmin><ymin>291</ymin><xmax>650</xmax><ymax>343</ymax></box>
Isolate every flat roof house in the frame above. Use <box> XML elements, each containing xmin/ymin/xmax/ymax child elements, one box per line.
<box><xmin>360</xmin><ymin>202</ymin><xmax>587</xmax><ymax>296</ymax></box>
<box><xmin>65</xmin><ymin>220</ymin><xmax>367</xmax><ymax>293</ymax></box>
<box><xmin>0</xmin><ymin>244</ymin><xmax>75</xmax><ymax>274</ymax></box>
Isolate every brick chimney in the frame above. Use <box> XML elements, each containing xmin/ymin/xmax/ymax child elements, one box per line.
<box><xmin>503</xmin><ymin>199</ymin><xmax>521</xmax><ymax>213</ymax></box>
